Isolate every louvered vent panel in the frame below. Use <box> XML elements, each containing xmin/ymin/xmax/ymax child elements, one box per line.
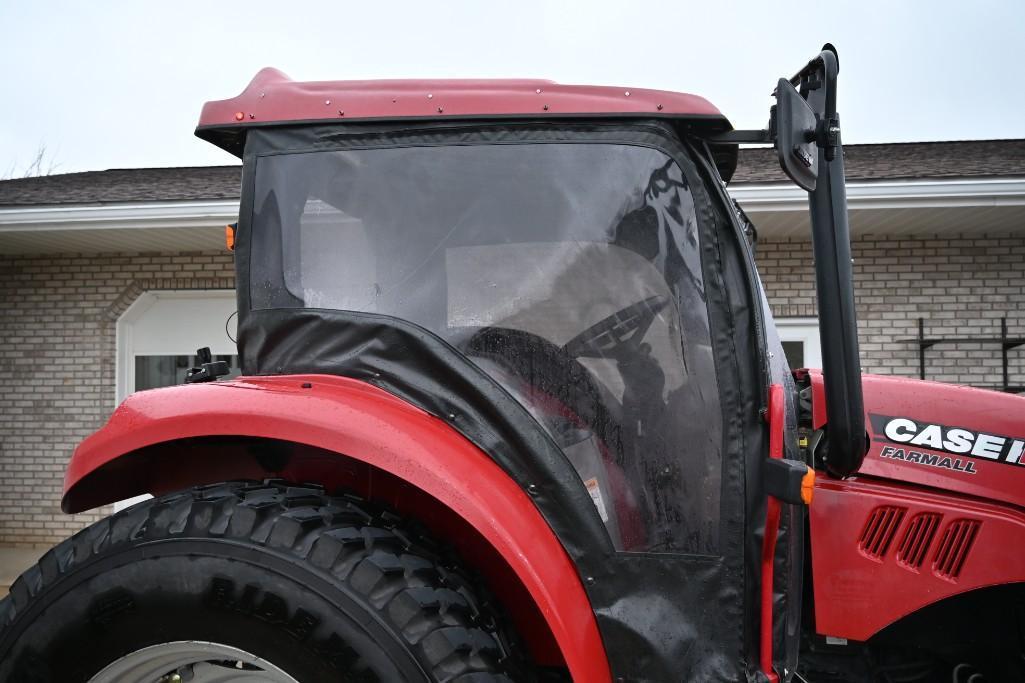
<box><xmin>858</xmin><ymin>506</ymin><xmax>907</xmax><ymax>560</ymax></box>
<box><xmin>896</xmin><ymin>513</ymin><xmax>941</xmax><ymax>570</ymax></box>
<box><xmin>933</xmin><ymin>519</ymin><xmax>981</xmax><ymax>580</ymax></box>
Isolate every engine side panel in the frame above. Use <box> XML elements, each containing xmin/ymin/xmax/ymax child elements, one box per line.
<box><xmin>811</xmin><ymin>476</ymin><xmax>1025</xmax><ymax>641</ymax></box>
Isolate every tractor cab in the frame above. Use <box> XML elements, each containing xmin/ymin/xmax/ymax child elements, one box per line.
<box><xmin>188</xmin><ymin>49</ymin><xmax>865</xmax><ymax>679</ymax></box>
<box><xmin>193</xmin><ymin>47</ymin><xmax>861</xmax><ymax>681</ymax></box>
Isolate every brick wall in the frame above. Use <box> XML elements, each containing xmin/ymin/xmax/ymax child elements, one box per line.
<box><xmin>0</xmin><ymin>252</ymin><xmax>234</xmax><ymax>546</ymax></box>
<box><xmin>0</xmin><ymin>235</ymin><xmax>1023</xmax><ymax>546</ymax></box>
<box><xmin>758</xmin><ymin>234</ymin><xmax>1025</xmax><ymax>387</ymax></box>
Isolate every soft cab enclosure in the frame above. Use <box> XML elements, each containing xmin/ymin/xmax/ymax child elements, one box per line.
<box><xmin>233</xmin><ymin>120</ymin><xmax>781</xmax><ymax>680</ymax></box>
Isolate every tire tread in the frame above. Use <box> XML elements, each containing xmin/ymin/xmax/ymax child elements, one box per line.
<box><xmin>0</xmin><ymin>480</ymin><xmax>519</xmax><ymax>683</ymax></box>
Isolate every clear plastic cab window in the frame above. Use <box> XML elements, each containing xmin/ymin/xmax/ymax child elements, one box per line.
<box><xmin>251</xmin><ymin>142</ymin><xmax>723</xmax><ymax>555</ymax></box>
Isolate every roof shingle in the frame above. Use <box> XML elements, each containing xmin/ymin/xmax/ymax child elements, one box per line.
<box><xmin>1</xmin><ymin>139</ymin><xmax>1023</xmax><ymax>207</ymax></box>
<box><xmin>732</xmin><ymin>138</ymin><xmax>1025</xmax><ymax>183</ymax></box>
<box><xmin>0</xmin><ymin>166</ymin><xmax>242</xmax><ymax>207</ymax></box>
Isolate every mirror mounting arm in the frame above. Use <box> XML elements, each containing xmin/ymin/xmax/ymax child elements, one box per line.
<box><xmin>706</xmin><ymin>129</ymin><xmax>773</xmax><ymax>145</ymax></box>
<box><xmin>800</xmin><ymin>47</ymin><xmax>867</xmax><ymax>479</ymax></box>
<box><xmin>818</xmin><ymin>113</ymin><xmax>841</xmax><ymax>161</ymax></box>
<box><xmin>702</xmin><ymin>44</ymin><xmax>866</xmax><ymax>480</ymax></box>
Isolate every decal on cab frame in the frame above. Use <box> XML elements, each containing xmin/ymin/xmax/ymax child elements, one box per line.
<box><xmin>869</xmin><ymin>414</ymin><xmax>1025</xmax><ymax>475</ymax></box>
<box><xmin>584</xmin><ymin>477</ymin><xmax>609</xmax><ymax>523</ymax></box>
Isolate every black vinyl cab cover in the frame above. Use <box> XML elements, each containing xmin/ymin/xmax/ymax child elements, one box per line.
<box><xmin>235</xmin><ymin>121</ymin><xmax>774</xmax><ymax>680</ymax></box>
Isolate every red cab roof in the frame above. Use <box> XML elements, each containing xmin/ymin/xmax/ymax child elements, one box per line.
<box><xmin>196</xmin><ymin>68</ymin><xmax>731</xmax><ymax>155</ymax></box>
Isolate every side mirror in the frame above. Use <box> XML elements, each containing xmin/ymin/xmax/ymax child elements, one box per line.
<box><xmin>701</xmin><ymin>46</ymin><xmax>865</xmax><ymax>478</ymax></box>
<box><xmin>774</xmin><ymin>79</ymin><xmax>818</xmax><ymax>191</ymax></box>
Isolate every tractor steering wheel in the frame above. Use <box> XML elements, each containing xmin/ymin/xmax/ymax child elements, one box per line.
<box><xmin>562</xmin><ymin>295</ymin><xmax>668</xmax><ymax>359</ymax></box>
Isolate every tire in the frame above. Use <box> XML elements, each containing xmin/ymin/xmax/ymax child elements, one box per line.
<box><xmin>0</xmin><ymin>481</ymin><xmax>521</xmax><ymax>682</ymax></box>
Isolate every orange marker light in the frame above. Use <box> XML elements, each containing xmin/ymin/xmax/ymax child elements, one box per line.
<box><xmin>234</xmin><ymin>111</ymin><xmax>245</xmax><ymax>121</ymax></box>
<box><xmin>225</xmin><ymin>223</ymin><xmax>237</xmax><ymax>251</ymax></box>
<box><xmin>801</xmin><ymin>466</ymin><xmax>816</xmax><ymax>505</ymax></box>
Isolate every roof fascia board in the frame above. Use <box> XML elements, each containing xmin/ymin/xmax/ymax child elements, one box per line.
<box><xmin>732</xmin><ymin>177</ymin><xmax>1025</xmax><ymax>213</ymax></box>
<box><xmin>0</xmin><ymin>200</ymin><xmax>239</xmax><ymax>233</ymax></box>
<box><xmin>0</xmin><ymin>177</ymin><xmax>1023</xmax><ymax>231</ymax></box>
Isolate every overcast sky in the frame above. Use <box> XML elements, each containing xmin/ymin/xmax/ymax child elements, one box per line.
<box><xmin>2</xmin><ymin>1</ymin><xmax>1023</xmax><ymax>174</ymax></box>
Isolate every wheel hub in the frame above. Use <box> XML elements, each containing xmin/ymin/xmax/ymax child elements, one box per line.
<box><xmin>89</xmin><ymin>641</ymin><xmax>299</xmax><ymax>683</ymax></box>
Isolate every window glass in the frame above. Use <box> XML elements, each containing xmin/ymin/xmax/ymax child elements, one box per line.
<box><xmin>781</xmin><ymin>341</ymin><xmax>804</xmax><ymax>370</ymax></box>
<box><xmin>776</xmin><ymin>318</ymin><xmax>822</xmax><ymax>369</ymax></box>
<box><xmin>251</xmin><ymin>143</ymin><xmax>722</xmax><ymax>554</ymax></box>
<box><xmin>134</xmin><ymin>354</ymin><xmax>240</xmax><ymax>392</ymax></box>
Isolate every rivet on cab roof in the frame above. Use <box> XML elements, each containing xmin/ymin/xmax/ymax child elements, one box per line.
<box><xmin>624</xmin><ymin>91</ymin><xmax>631</xmax><ymax>96</ymax></box>
<box><xmin>259</xmin><ymin>92</ymin><xmax>265</xmax><ymax>98</ymax></box>
<box><xmin>536</xmin><ymin>88</ymin><xmax>542</xmax><ymax>94</ymax></box>
<box><xmin>543</xmin><ymin>104</ymin><xmax>549</xmax><ymax>111</ymax></box>
<box><xmin>248</xmin><ymin>113</ymin><xmax>255</xmax><ymax>119</ymax></box>
<box><xmin>657</xmin><ymin>104</ymin><xmax>663</xmax><ymax>110</ymax></box>
<box><xmin>338</xmin><ymin>110</ymin><xmax>345</xmax><ymax>116</ymax></box>
<box><xmin>427</xmin><ymin>93</ymin><xmax>433</xmax><ymax>99</ymax></box>
<box><xmin>325</xmin><ymin>100</ymin><xmax>331</xmax><ymax>105</ymax></box>
<box><xmin>437</xmin><ymin>107</ymin><xmax>444</xmax><ymax>113</ymax></box>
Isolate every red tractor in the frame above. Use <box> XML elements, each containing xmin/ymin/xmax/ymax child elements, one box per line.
<box><xmin>2</xmin><ymin>45</ymin><xmax>1024</xmax><ymax>682</ymax></box>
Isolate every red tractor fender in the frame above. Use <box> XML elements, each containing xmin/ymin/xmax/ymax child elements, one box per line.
<box><xmin>63</xmin><ymin>374</ymin><xmax>610</xmax><ymax>682</ymax></box>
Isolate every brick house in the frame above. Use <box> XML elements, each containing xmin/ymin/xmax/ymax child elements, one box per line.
<box><xmin>1</xmin><ymin>139</ymin><xmax>1023</xmax><ymax>567</ymax></box>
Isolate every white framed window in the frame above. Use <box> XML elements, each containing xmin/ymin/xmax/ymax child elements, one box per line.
<box><xmin>113</xmin><ymin>290</ymin><xmax>238</xmax><ymax>511</ymax></box>
<box><xmin>116</xmin><ymin>290</ymin><xmax>239</xmax><ymax>404</ymax></box>
<box><xmin>776</xmin><ymin>317</ymin><xmax>822</xmax><ymax>370</ymax></box>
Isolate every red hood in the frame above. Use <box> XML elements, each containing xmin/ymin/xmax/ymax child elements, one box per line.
<box><xmin>805</xmin><ymin>371</ymin><xmax>1025</xmax><ymax>508</ymax></box>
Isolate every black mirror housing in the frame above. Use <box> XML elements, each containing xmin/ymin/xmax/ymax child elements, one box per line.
<box><xmin>774</xmin><ymin>79</ymin><xmax>819</xmax><ymax>191</ymax></box>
